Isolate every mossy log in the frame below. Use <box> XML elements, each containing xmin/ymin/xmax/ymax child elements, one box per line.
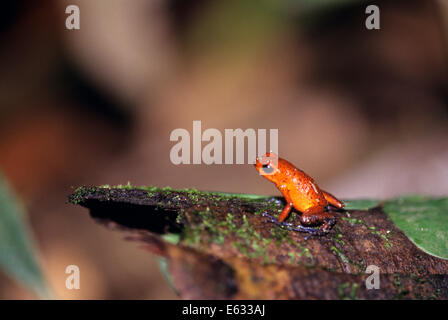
<box><xmin>69</xmin><ymin>186</ymin><xmax>448</xmax><ymax>299</ymax></box>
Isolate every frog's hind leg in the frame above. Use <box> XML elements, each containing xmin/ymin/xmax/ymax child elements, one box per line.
<box><xmin>300</xmin><ymin>206</ymin><xmax>336</xmax><ymax>233</ymax></box>
<box><xmin>322</xmin><ymin>190</ymin><xmax>345</xmax><ymax>209</ymax></box>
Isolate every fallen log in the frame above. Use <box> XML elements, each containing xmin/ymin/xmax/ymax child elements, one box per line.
<box><xmin>69</xmin><ymin>186</ymin><xmax>448</xmax><ymax>299</ymax></box>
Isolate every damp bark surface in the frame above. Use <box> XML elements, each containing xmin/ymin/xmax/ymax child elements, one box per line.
<box><xmin>69</xmin><ymin>186</ymin><xmax>448</xmax><ymax>299</ymax></box>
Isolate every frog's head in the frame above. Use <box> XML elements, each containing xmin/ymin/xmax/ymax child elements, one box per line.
<box><xmin>254</xmin><ymin>152</ymin><xmax>280</xmax><ymax>181</ymax></box>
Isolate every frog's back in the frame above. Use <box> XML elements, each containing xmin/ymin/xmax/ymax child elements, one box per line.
<box><xmin>278</xmin><ymin>158</ymin><xmax>327</xmax><ymax>212</ymax></box>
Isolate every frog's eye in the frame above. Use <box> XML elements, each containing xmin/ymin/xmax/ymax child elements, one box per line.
<box><xmin>262</xmin><ymin>164</ymin><xmax>274</xmax><ymax>174</ymax></box>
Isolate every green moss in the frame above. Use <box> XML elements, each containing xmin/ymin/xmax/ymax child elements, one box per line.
<box><xmin>140</xmin><ymin>184</ymin><xmax>271</xmax><ymax>202</ymax></box>
<box><xmin>334</xmin><ymin>238</ymin><xmax>345</xmax><ymax>246</ymax></box>
<box><xmin>145</xmin><ymin>186</ymin><xmax>159</xmax><ymax>197</ymax></box>
<box><xmin>332</xmin><ymin>226</ymin><xmax>346</xmax><ymax>246</ymax></box>
<box><xmin>270</xmin><ymin>226</ymin><xmax>294</xmax><ymax>246</ymax></box>
<box><xmin>70</xmin><ymin>186</ymin><xmax>96</xmax><ymax>204</ymax></box>
<box><xmin>330</xmin><ymin>245</ymin><xmax>366</xmax><ymax>273</ymax></box>
<box><xmin>428</xmin><ymin>288</ymin><xmax>441</xmax><ymax>300</ymax></box>
<box><xmin>341</xmin><ymin>217</ymin><xmax>364</xmax><ymax>225</ymax></box>
<box><xmin>330</xmin><ymin>246</ymin><xmax>350</xmax><ymax>264</ymax></box>
<box><xmin>381</xmin><ymin>233</ymin><xmax>393</xmax><ymax>249</ymax></box>
<box><xmin>180</xmin><ymin>207</ymin><xmax>277</xmax><ymax>262</ymax></box>
<box><xmin>369</xmin><ymin>229</ymin><xmax>393</xmax><ymax>249</ymax></box>
<box><xmin>182</xmin><ymin>226</ymin><xmax>202</xmax><ymax>246</ymax></box>
<box><xmin>342</xmin><ymin>216</ymin><xmax>393</xmax><ymax>250</ymax></box>
<box><xmin>71</xmin><ymin>185</ymin><xmax>315</xmax><ymax>265</ymax></box>
<box><xmin>410</xmin><ymin>273</ymin><xmax>426</xmax><ymax>285</ymax></box>
<box><xmin>393</xmin><ymin>273</ymin><xmax>409</xmax><ymax>299</ymax></box>
<box><xmin>287</xmin><ymin>246</ymin><xmax>313</xmax><ymax>264</ymax></box>
<box><xmin>337</xmin><ymin>282</ymin><xmax>359</xmax><ymax>300</ymax></box>
<box><xmin>230</xmin><ymin>214</ymin><xmax>271</xmax><ymax>261</ymax></box>
<box><xmin>111</xmin><ymin>181</ymin><xmax>133</xmax><ymax>190</ymax></box>
<box><xmin>175</xmin><ymin>211</ymin><xmax>184</xmax><ymax>224</ymax></box>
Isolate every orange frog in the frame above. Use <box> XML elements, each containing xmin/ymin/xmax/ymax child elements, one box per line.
<box><xmin>254</xmin><ymin>152</ymin><xmax>344</xmax><ymax>234</ymax></box>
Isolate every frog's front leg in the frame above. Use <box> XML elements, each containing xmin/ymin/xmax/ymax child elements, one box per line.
<box><xmin>278</xmin><ymin>202</ymin><xmax>293</xmax><ymax>222</ymax></box>
<box><xmin>277</xmin><ymin>186</ymin><xmax>294</xmax><ymax>222</ymax></box>
<box><xmin>322</xmin><ymin>190</ymin><xmax>345</xmax><ymax>209</ymax></box>
<box><xmin>300</xmin><ymin>206</ymin><xmax>336</xmax><ymax>233</ymax></box>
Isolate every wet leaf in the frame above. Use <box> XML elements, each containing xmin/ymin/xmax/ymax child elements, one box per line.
<box><xmin>383</xmin><ymin>196</ymin><xmax>448</xmax><ymax>260</ymax></box>
<box><xmin>344</xmin><ymin>199</ymin><xmax>381</xmax><ymax>210</ymax></box>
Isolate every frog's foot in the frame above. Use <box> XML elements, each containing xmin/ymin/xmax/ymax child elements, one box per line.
<box><xmin>261</xmin><ymin>212</ymin><xmax>321</xmax><ymax>236</ymax></box>
<box><xmin>319</xmin><ymin>217</ymin><xmax>336</xmax><ymax>233</ymax></box>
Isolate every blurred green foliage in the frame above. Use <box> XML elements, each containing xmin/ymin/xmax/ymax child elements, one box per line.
<box><xmin>187</xmin><ymin>0</ymin><xmax>287</xmax><ymax>57</ymax></box>
<box><xmin>0</xmin><ymin>173</ymin><xmax>51</xmax><ymax>298</ymax></box>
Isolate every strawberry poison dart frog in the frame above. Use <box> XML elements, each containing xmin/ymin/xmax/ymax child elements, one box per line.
<box><xmin>254</xmin><ymin>152</ymin><xmax>344</xmax><ymax>234</ymax></box>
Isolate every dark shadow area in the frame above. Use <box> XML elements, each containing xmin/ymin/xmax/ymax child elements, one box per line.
<box><xmin>86</xmin><ymin>200</ymin><xmax>182</xmax><ymax>234</ymax></box>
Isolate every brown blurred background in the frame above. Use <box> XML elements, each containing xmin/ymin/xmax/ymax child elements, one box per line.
<box><xmin>1</xmin><ymin>0</ymin><xmax>448</xmax><ymax>299</ymax></box>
